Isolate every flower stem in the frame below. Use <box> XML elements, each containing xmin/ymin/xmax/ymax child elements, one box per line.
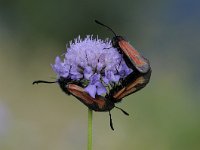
<box><xmin>88</xmin><ymin>109</ymin><xmax>93</xmax><ymax>150</ymax></box>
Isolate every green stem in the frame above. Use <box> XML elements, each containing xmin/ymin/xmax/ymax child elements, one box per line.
<box><xmin>88</xmin><ymin>109</ymin><xmax>93</xmax><ymax>150</ymax></box>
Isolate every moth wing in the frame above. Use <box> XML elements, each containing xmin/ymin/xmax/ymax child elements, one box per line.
<box><xmin>67</xmin><ymin>84</ymin><xmax>112</xmax><ymax>111</ymax></box>
<box><xmin>113</xmin><ymin>69</ymin><xmax>151</xmax><ymax>101</ymax></box>
<box><xmin>118</xmin><ymin>40</ymin><xmax>150</xmax><ymax>73</ymax></box>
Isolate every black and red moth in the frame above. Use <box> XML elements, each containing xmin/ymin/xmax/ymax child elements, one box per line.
<box><xmin>95</xmin><ymin>20</ymin><xmax>151</xmax><ymax>102</ymax></box>
<box><xmin>33</xmin><ymin>21</ymin><xmax>151</xmax><ymax>130</ymax></box>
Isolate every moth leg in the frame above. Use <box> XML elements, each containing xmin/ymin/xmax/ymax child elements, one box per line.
<box><xmin>115</xmin><ymin>106</ymin><xmax>129</xmax><ymax>116</ymax></box>
<box><xmin>109</xmin><ymin>111</ymin><xmax>114</xmax><ymax>131</ymax></box>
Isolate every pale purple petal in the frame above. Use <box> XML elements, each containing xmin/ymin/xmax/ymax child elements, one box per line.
<box><xmin>95</xmin><ymin>82</ymin><xmax>107</xmax><ymax>95</ymax></box>
<box><xmin>102</xmin><ymin>77</ymin><xmax>109</xmax><ymax>85</ymax></box>
<box><xmin>118</xmin><ymin>62</ymin><xmax>133</xmax><ymax>77</ymax></box>
<box><xmin>70</xmin><ymin>66</ymin><xmax>83</xmax><ymax>80</ymax></box>
<box><xmin>97</xmin><ymin>62</ymin><xmax>105</xmax><ymax>72</ymax></box>
<box><xmin>84</xmin><ymin>66</ymin><xmax>93</xmax><ymax>80</ymax></box>
<box><xmin>51</xmin><ymin>56</ymin><xmax>69</xmax><ymax>77</ymax></box>
<box><xmin>90</xmin><ymin>73</ymin><xmax>100</xmax><ymax>84</ymax></box>
<box><xmin>105</xmin><ymin>70</ymin><xmax>120</xmax><ymax>83</ymax></box>
<box><xmin>84</xmin><ymin>84</ymin><xmax>97</xmax><ymax>98</ymax></box>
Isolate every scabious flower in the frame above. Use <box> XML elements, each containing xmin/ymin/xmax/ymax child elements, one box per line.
<box><xmin>52</xmin><ymin>35</ymin><xmax>132</xmax><ymax>98</ymax></box>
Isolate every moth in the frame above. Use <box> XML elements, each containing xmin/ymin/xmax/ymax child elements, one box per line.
<box><xmin>95</xmin><ymin>20</ymin><xmax>151</xmax><ymax>103</ymax></box>
<box><xmin>33</xmin><ymin>78</ymin><xmax>127</xmax><ymax>130</ymax></box>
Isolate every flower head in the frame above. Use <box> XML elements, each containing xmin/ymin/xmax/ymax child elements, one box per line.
<box><xmin>52</xmin><ymin>35</ymin><xmax>132</xmax><ymax>98</ymax></box>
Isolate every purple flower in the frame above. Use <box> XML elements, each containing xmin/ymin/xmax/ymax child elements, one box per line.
<box><xmin>52</xmin><ymin>35</ymin><xmax>133</xmax><ymax>98</ymax></box>
<box><xmin>85</xmin><ymin>73</ymin><xmax>107</xmax><ymax>98</ymax></box>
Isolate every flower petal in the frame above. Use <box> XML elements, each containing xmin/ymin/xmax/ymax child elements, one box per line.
<box><xmin>90</xmin><ymin>73</ymin><xmax>100</xmax><ymax>84</ymax></box>
<box><xmin>51</xmin><ymin>56</ymin><xmax>69</xmax><ymax>77</ymax></box>
<box><xmin>84</xmin><ymin>84</ymin><xmax>97</xmax><ymax>98</ymax></box>
<box><xmin>102</xmin><ymin>76</ymin><xmax>109</xmax><ymax>85</ymax></box>
<box><xmin>95</xmin><ymin>82</ymin><xmax>107</xmax><ymax>95</ymax></box>
<box><xmin>105</xmin><ymin>70</ymin><xmax>120</xmax><ymax>82</ymax></box>
<box><xmin>84</xmin><ymin>66</ymin><xmax>93</xmax><ymax>80</ymax></box>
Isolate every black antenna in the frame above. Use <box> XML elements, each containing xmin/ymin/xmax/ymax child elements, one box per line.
<box><xmin>32</xmin><ymin>80</ymin><xmax>57</xmax><ymax>85</ymax></box>
<box><xmin>95</xmin><ymin>20</ymin><xmax>117</xmax><ymax>37</ymax></box>
<box><xmin>115</xmin><ymin>106</ymin><xmax>129</xmax><ymax>116</ymax></box>
<box><xmin>109</xmin><ymin>111</ymin><xmax>114</xmax><ymax>131</ymax></box>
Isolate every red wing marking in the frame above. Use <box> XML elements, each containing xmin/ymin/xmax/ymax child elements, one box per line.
<box><xmin>113</xmin><ymin>87</ymin><xmax>126</xmax><ymax>99</ymax></box>
<box><xmin>114</xmin><ymin>76</ymin><xmax>146</xmax><ymax>100</ymax></box>
<box><xmin>67</xmin><ymin>84</ymin><xmax>105</xmax><ymax>109</ymax></box>
<box><xmin>126</xmin><ymin>76</ymin><xmax>145</xmax><ymax>91</ymax></box>
<box><xmin>118</xmin><ymin>40</ymin><xmax>149</xmax><ymax>73</ymax></box>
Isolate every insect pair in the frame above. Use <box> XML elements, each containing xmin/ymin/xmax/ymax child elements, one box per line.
<box><xmin>33</xmin><ymin>20</ymin><xmax>151</xmax><ymax>130</ymax></box>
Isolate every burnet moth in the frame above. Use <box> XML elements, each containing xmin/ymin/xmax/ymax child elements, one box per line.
<box><xmin>33</xmin><ymin>77</ymin><xmax>128</xmax><ymax>130</ymax></box>
<box><xmin>95</xmin><ymin>20</ymin><xmax>151</xmax><ymax>102</ymax></box>
<box><xmin>33</xmin><ymin>77</ymin><xmax>115</xmax><ymax>112</ymax></box>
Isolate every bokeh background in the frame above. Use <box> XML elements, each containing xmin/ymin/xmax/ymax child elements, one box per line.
<box><xmin>0</xmin><ymin>0</ymin><xmax>200</xmax><ymax>150</ymax></box>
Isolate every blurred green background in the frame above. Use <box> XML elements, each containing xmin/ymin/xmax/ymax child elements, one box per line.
<box><xmin>0</xmin><ymin>0</ymin><xmax>200</xmax><ymax>150</ymax></box>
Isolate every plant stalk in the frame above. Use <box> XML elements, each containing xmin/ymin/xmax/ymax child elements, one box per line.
<box><xmin>88</xmin><ymin>109</ymin><xmax>93</xmax><ymax>150</ymax></box>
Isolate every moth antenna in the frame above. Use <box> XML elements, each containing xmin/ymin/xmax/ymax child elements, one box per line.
<box><xmin>109</xmin><ymin>111</ymin><xmax>114</xmax><ymax>131</ymax></box>
<box><xmin>32</xmin><ymin>80</ymin><xmax>57</xmax><ymax>85</ymax></box>
<box><xmin>95</xmin><ymin>20</ymin><xmax>117</xmax><ymax>37</ymax></box>
<box><xmin>115</xmin><ymin>106</ymin><xmax>129</xmax><ymax>116</ymax></box>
